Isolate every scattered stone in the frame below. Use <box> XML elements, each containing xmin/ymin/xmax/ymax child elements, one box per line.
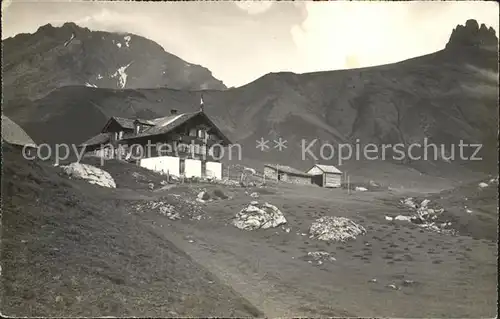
<box><xmin>368</xmin><ymin>278</ymin><xmax>377</xmax><ymax>283</ymax></box>
<box><xmin>250</xmin><ymin>200</ymin><xmax>259</xmax><ymax>205</ymax></box>
<box><xmin>250</xmin><ymin>192</ymin><xmax>259</xmax><ymax>198</ymax></box>
<box><xmin>244</xmin><ymin>167</ymin><xmax>257</xmax><ymax>175</ymax></box>
<box><xmin>478</xmin><ymin>182</ymin><xmax>488</xmax><ymax>188</ymax></box>
<box><xmin>394</xmin><ymin>215</ymin><xmax>412</xmax><ymax>222</ymax></box>
<box><xmin>233</xmin><ymin>202</ymin><xmax>287</xmax><ymax>230</ymax></box>
<box><xmin>385</xmin><ymin>216</ymin><xmax>393</xmax><ymax>221</ymax></box>
<box><xmin>401</xmin><ymin>197</ymin><xmax>417</xmax><ymax>209</ymax></box>
<box><xmin>355</xmin><ymin>187</ymin><xmax>368</xmax><ymax>192</ymax></box>
<box><xmin>309</xmin><ymin>216</ymin><xmax>366</xmax><ymax>242</ymax></box>
<box><xmin>61</xmin><ymin>162</ymin><xmax>116</xmax><ymax>188</ymax></box>
<box><xmin>387</xmin><ymin>284</ymin><xmax>399</xmax><ymax>290</ymax></box>
<box><xmin>420</xmin><ymin>199</ymin><xmax>430</xmax><ymax>207</ymax></box>
<box><xmin>306</xmin><ymin>251</ymin><xmax>337</xmax><ymax>263</ymax></box>
<box><xmin>402</xmin><ymin>280</ymin><xmax>415</xmax><ymax>286</ymax></box>
<box><xmin>134</xmin><ymin>198</ymin><xmax>201</xmax><ymax>221</ymax></box>
<box><xmin>369</xmin><ymin>180</ymin><xmax>379</xmax><ymax>187</ymax></box>
<box><xmin>398</xmin><ymin>197</ymin><xmax>455</xmax><ymax>235</ymax></box>
<box><xmin>55</xmin><ymin>296</ymin><xmax>63</xmax><ymax>302</ymax></box>
<box><xmin>148</xmin><ymin>182</ymin><xmax>154</xmax><ymax>190</ymax></box>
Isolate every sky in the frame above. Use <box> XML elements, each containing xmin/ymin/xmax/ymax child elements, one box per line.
<box><xmin>2</xmin><ymin>0</ymin><xmax>499</xmax><ymax>87</ymax></box>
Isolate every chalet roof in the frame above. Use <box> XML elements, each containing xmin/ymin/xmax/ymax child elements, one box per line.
<box><xmin>264</xmin><ymin>164</ymin><xmax>312</xmax><ymax>177</ymax></box>
<box><xmin>79</xmin><ymin>132</ymin><xmax>110</xmax><ymax>147</ymax></box>
<box><xmin>134</xmin><ymin>118</ymin><xmax>155</xmax><ymax>126</ymax></box>
<box><xmin>1</xmin><ymin>115</ymin><xmax>37</xmax><ymax>147</ymax></box>
<box><xmin>122</xmin><ymin>111</ymin><xmax>232</xmax><ymax>145</ymax></box>
<box><xmin>312</xmin><ymin>164</ymin><xmax>342</xmax><ymax>174</ymax></box>
<box><xmin>112</xmin><ymin>117</ymin><xmax>136</xmax><ymax>130</ymax></box>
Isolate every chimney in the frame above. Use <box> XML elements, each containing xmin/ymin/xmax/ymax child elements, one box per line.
<box><xmin>170</xmin><ymin>109</ymin><xmax>178</xmax><ymax>115</ymax></box>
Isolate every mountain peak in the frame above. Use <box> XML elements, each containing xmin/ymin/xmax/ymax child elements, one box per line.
<box><xmin>445</xmin><ymin>19</ymin><xmax>498</xmax><ymax>50</ymax></box>
<box><xmin>3</xmin><ymin>22</ymin><xmax>226</xmax><ymax>101</ymax></box>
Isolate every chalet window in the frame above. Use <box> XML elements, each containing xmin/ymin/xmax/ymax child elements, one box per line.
<box><xmin>193</xmin><ymin>144</ymin><xmax>202</xmax><ymax>155</ymax></box>
<box><xmin>198</xmin><ymin>129</ymin><xmax>205</xmax><ymax>139</ymax></box>
<box><xmin>135</xmin><ymin>124</ymin><xmax>141</xmax><ymax>135</ymax></box>
<box><xmin>118</xmin><ymin>131</ymin><xmax>123</xmax><ymax>140</ymax></box>
<box><xmin>177</xmin><ymin>143</ymin><xmax>188</xmax><ymax>154</ymax></box>
<box><xmin>189</xmin><ymin>128</ymin><xmax>197</xmax><ymax>137</ymax></box>
<box><xmin>209</xmin><ymin>145</ymin><xmax>220</xmax><ymax>158</ymax></box>
<box><xmin>179</xmin><ymin>159</ymin><xmax>185</xmax><ymax>175</ymax></box>
<box><xmin>200</xmin><ymin>145</ymin><xmax>207</xmax><ymax>156</ymax></box>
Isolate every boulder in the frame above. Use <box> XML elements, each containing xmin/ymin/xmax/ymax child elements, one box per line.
<box><xmin>309</xmin><ymin>216</ymin><xmax>366</xmax><ymax>242</ymax></box>
<box><xmin>233</xmin><ymin>202</ymin><xmax>286</xmax><ymax>230</ymax></box>
<box><xmin>197</xmin><ymin>191</ymin><xmax>210</xmax><ymax>201</ymax></box>
<box><xmin>61</xmin><ymin>162</ymin><xmax>116</xmax><ymax>188</ymax></box>
<box><xmin>244</xmin><ymin>167</ymin><xmax>257</xmax><ymax>175</ymax></box>
<box><xmin>394</xmin><ymin>215</ymin><xmax>412</xmax><ymax>222</ymax></box>
<box><xmin>355</xmin><ymin>187</ymin><xmax>368</xmax><ymax>192</ymax></box>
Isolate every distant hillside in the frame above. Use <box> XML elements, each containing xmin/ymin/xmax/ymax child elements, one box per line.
<box><xmin>2</xmin><ymin>22</ymin><xmax>226</xmax><ymax>102</ymax></box>
<box><xmin>3</xmin><ymin>19</ymin><xmax>498</xmax><ymax>178</ymax></box>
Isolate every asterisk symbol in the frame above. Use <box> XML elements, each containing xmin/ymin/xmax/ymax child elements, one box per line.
<box><xmin>274</xmin><ymin>137</ymin><xmax>287</xmax><ymax>151</ymax></box>
<box><xmin>256</xmin><ymin>137</ymin><xmax>270</xmax><ymax>151</ymax></box>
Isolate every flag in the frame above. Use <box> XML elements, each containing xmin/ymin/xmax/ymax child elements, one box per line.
<box><xmin>200</xmin><ymin>94</ymin><xmax>205</xmax><ymax>112</ymax></box>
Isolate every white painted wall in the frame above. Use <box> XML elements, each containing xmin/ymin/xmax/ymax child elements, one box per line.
<box><xmin>206</xmin><ymin>161</ymin><xmax>222</xmax><ymax>180</ymax></box>
<box><xmin>139</xmin><ymin>156</ymin><xmax>180</xmax><ymax>176</ymax></box>
<box><xmin>185</xmin><ymin>159</ymin><xmax>202</xmax><ymax>178</ymax></box>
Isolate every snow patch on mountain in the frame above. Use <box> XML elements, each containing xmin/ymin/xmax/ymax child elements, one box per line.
<box><xmin>116</xmin><ymin>42</ymin><xmax>122</xmax><ymax>48</ymax></box>
<box><xmin>96</xmin><ymin>74</ymin><xmax>103</xmax><ymax>80</ymax></box>
<box><xmin>85</xmin><ymin>82</ymin><xmax>98</xmax><ymax>88</ymax></box>
<box><xmin>124</xmin><ymin>35</ymin><xmax>131</xmax><ymax>47</ymax></box>
<box><xmin>111</xmin><ymin>62</ymin><xmax>132</xmax><ymax>88</ymax></box>
<box><xmin>64</xmin><ymin>33</ymin><xmax>75</xmax><ymax>47</ymax></box>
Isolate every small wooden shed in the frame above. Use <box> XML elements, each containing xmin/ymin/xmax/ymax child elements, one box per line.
<box><xmin>307</xmin><ymin>164</ymin><xmax>342</xmax><ymax>188</ymax></box>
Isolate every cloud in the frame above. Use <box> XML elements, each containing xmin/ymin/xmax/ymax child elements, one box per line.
<box><xmin>290</xmin><ymin>1</ymin><xmax>499</xmax><ymax>71</ymax></box>
<box><xmin>2</xmin><ymin>1</ymin><xmax>498</xmax><ymax>87</ymax></box>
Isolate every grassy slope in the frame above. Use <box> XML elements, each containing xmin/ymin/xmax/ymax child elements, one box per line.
<box><xmin>0</xmin><ymin>145</ymin><xmax>262</xmax><ymax>317</ymax></box>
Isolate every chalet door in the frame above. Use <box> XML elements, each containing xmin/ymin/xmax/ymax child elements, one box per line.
<box><xmin>311</xmin><ymin>174</ymin><xmax>323</xmax><ymax>186</ymax></box>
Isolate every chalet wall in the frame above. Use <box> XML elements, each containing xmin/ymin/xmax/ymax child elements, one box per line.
<box><xmin>206</xmin><ymin>161</ymin><xmax>222</xmax><ymax>180</ymax></box>
<box><xmin>264</xmin><ymin>167</ymin><xmax>278</xmax><ymax>180</ymax></box>
<box><xmin>185</xmin><ymin>159</ymin><xmax>201</xmax><ymax>178</ymax></box>
<box><xmin>139</xmin><ymin>156</ymin><xmax>180</xmax><ymax>176</ymax></box>
<box><xmin>264</xmin><ymin>167</ymin><xmax>311</xmax><ymax>185</ymax></box>
<box><xmin>287</xmin><ymin>174</ymin><xmax>312</xmax><ymax>185</ymax></box>
<box><xmin>324</xmin><ymin>173</ymin><xmax>341</xmax><ymax>188</ymax></box>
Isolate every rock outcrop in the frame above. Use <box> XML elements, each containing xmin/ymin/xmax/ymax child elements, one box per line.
<box><xmin>445</xmin><ymin>19</ymin><xmax>498</xmax><ymax>50</ymax></box>
<box><xmin>233</xmin><ymin>202</ymin><xmax>286</xmax><ymax>230</ymax></box>
<box><xmin>61</xmin><ymin>162</ymin><xmax>116</xmax><ymax>188</ymax></box>
<box><xmin>309</xmin><ymin>216</ymin><xmax>366</xmax><ymax>242</ymax></box>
